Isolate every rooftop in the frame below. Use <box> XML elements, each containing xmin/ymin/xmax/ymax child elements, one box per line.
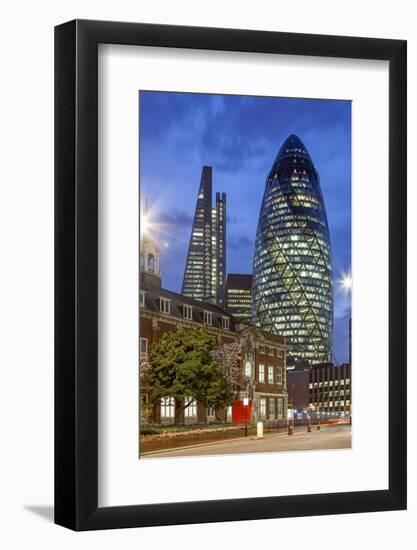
<box><xmin>225</xmin><ymin>273</ymin><xmax>253</xmax><ymax>290</ymax></box>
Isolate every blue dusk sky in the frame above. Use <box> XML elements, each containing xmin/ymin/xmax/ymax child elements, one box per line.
<box><xmin>139</xmin><ymin>91</ymin><xmax>351</xmax><ymax>364</ymax></box>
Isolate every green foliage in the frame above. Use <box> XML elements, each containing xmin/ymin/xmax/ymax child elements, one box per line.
<box><xmin>143</xmin><ymin>328</ymin><xmax>232</xmax><ymax>410</ymax></box>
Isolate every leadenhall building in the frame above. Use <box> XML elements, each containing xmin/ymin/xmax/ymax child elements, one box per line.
<box><xmin>181</xmin><ymin>166</ymin><xmax>226</xmax><ymax>306</ymax></box>
<box><xmin>140</xmin><ymin>227</ymin><xmax>288</xmax><ymax>426</ymax></box>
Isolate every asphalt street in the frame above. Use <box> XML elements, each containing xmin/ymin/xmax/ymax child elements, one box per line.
<box><xmin>142</xmin><ymin>425</ymin><xmax>352</xmax><ymax>458</ymax></box>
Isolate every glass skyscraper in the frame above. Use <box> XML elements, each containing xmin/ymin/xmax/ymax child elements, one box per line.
<box><xmin>252</xmin><ymin>134</ymin><xmax>333</xmax><ymax>364</ymax></box>
<box><xmin>182</xmin><ymin>166</ymin><xmax>226</xmax><ymax>305</ymax></box>
<box><xmin>225</xmin><ymin>274</ymin><xmax>253</xmax><ymax>323</ymax></box>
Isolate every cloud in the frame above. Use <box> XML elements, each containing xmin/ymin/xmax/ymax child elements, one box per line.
<box><xmin>228</xmin><ymin>234</ymin><xmax>253</xmax><ymax>251</ymax></box>
<box><xmin>226</xmin><ymin>213</ymin><xmax>242</xmax><ymax>224</ymax></box>
<box><xmin>157</xmin><ymin>209</ymin><xmax>193</xmax><ymax>229</ymax></box>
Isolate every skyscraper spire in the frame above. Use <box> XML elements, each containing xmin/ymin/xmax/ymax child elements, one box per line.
<box><xmin>182</xmin><ymin>166</ymin><xmax>226</xmax><ymax>305</ymax></box>
<box><xmin>252</xmin><ymin>134</ymin><xmax>333</xmax><ymax>364</ymax></box>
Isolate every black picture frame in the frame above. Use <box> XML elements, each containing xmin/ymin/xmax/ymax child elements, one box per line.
<box><xmin>55</xmin><ymin>19</ymin><xmax>407</xmax><ymax>531</ymax></box>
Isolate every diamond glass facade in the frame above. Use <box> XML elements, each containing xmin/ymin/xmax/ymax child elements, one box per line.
<box><xmin>252</xmin><ymin>134</ymin><xmax>333</xmax><ymax>364</ymax></box>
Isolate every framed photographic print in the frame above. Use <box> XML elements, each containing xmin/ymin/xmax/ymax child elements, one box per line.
<box><xmin>55</xmin><ymin>20</ymin><xmax>407</xmax><ymax>530</ymax></box>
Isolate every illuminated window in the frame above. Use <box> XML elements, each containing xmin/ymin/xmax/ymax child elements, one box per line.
<box><xmin>160</xmin><ymin>397</ymin><xmax>175</xmax><ymax>419</ymax></box>
<box><xmin>183</xmin><ymin>304</ymin><xmax>193</xmax><ymax>320</ymax></box>
<box><xmin>259</xmin><ymin>398</ymin><xmax>266</xmax><ymax>419</ymax></box>
<box><xmin>269</xmin><ymin>398</ymin><xmax>275</xmax><ymax>418</ymax></box>
<box><xmin>259</xmin><ymin>364</ymin><xmax>265</xmax><ymax>383</ymax></box>
<box><xmin>203</xmin><ymin>311</ymin><xmax>212</xmax><ymax>325</ymax></box>
<box><xmin>159</xmin><ymin>297</ymin><xmax>171</xmax><ymax>314</ymax></box>
<box><xmin>140</xmin><ymin>338</ymin><xmax>148</xmax><ymax>357</ymax></box>
<box><xmin>244</xmin><ymin>360</ymin><xmax>252</xmax><ymax>377</ymax></box>
<box><xmin>277</xmin><ymin>367</ymin><xmax>283</xmax><ymax>384</ymax></box>
<box><xmin>268</xmin><ymin>366</ymin><xmax>274</xmax><ymax>384</ymax></box>
<box><xmin>148</xmin><ymin>254</ymin><xmax>156</xmax><ymax>273</ymax></box>
<box><xmin>185</xmin><ymin>399</ymin><xmax>197</xmax><ymax>418</ymax></box>
<box><xmin>277</xmin><ymin>398</ymin><xmax>284</xmax><ymax>419</ymax></box>
<box><xmin>221</xmin><ymin>316</ymin><xmax>230</xmax><ymax>330</ymax></box>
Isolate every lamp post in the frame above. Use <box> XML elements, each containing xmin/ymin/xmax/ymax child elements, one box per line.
<box><xmin>288</xmin><ymin>407</ymin><xmax>294</xmax><ymax>435</ymax></box>
<box><xmin>243</xmin><ymin>397</ymin><xmax>249</xmax><ymax>437</ymax></box>
<box><xmin>307</xmin><ymin>413</ymin><xmax>312</xmax><ymax>433</ymax></box>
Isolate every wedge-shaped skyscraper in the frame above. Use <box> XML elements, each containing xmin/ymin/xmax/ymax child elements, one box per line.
<box><xmin>252</xmin><ymin>134</ymin><xmax>333</xmax><ymax>364</ymax></box>
<box><xmin>182</xmin><ymin>166</ymin><xmax>226</xmax><ymax>305</ymax></box>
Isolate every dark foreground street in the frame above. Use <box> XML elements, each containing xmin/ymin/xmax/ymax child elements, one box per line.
<box><xmin>142</xmin><ymin>425</ymin><xmax>351</xmax><ymax>458</ymax></box>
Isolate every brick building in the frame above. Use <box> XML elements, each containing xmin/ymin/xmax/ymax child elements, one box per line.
<box><xmin>139</xmin><ymin>230</ymin><xmax>288</xmax><ymax>426</ymax></box>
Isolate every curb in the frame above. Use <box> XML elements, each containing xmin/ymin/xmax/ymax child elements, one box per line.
<box><xmin>140</xmin><ymin>426</ymin><xmax>316</xmax><ymax>457</ymax></box>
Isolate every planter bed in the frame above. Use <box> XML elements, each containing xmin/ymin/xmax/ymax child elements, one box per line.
<box><xmin>140</xmin><ymin>426</ymin><xmax>257</xmax><ymax>453</ymax></box>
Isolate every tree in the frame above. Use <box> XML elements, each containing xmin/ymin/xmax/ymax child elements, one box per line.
<box><xmin>139</xmin><ymin>359</ymin><xmax>151</xmax><ymax>378</ymax></box>
<box><xmin>211</xmin><ymin>342</ymin><xmax>255</xmax><ymax>422</ymax></box>
<box><xmin>142</xmin><ymin>328</ymin><xmax>231</xmax><ymax>423</ymax></box>
<box><xmin>211</xmin><ymin>342</ymin><xmax>254</xmax><ymax>396</ymax></box>
<box><xmin>139</xmin><ymin>359</ymin><xmax>152</xmax><ymax>422</ymax></box>
<box><xmin>211</xmin><ymin>342</ymin><xmax>242</xmax><ymax>387</ymax></box>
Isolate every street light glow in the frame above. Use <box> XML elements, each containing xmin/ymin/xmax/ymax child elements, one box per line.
<box><xmin>140</xmin><ymin>201</ymin><xmax>171</xmax><ymax>242</ymax></box>
<box><xmin>141</xmin><ymin>213</ymin><xmax>149</xmax><ymax>235</ymax></box>
<box><xmin>341</xmin><ymin>274</ymin><xmax>352</xmax><ymax>291</ymax></box>
<box><xmin>140</xmin><ymin>209</ymin><xmax>160</xmax><ymax>237</ymax></box>
<box><xmin>338</xmin><ymin>270</ymin><xmax>352</xmax><ymax>292</ymax></box>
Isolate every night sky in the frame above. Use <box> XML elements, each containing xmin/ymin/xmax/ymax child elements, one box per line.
<box><xmin>139</xmin><ymin>91</ymin><xmax>351</xmax><ymax>363</ymax></box>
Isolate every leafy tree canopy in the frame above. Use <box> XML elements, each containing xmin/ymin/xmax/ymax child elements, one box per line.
<box><xmin>143</xmin><ymin>328</ymin><xmax>231</xmax><ymax>409</ymax></box>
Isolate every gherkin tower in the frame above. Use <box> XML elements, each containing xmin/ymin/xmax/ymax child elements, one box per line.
<box><xmin>252</xmin><ymin>134</ymin><xmax>333</xmax><ymax>364</ymax></box>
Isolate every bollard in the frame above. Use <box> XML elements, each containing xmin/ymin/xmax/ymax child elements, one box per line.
<box><xmin>288</xmin><ymin>421</ymin><xmax>293</xmax><ymax>436</ymax></box>
<box><xmin>317</xmin><ymin>417</ymin><xmax>321</xmax><ymax>430</ymax></box>
<box><xmin>307</xmin><ymin>416</ymin><xmax>312</xmax><ymax>433</ymax></box>
<box><xmin>257</xmin><ymin>421</ymin><xmax>264</xmax><ymax>439</ymax></box>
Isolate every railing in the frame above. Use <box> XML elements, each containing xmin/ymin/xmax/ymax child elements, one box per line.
<box><xmin>263</xmin><ymin>416</ymin><xmax>351</xmax><ymax>433</ymax></box>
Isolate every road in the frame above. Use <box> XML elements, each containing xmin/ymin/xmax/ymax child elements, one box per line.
<box><xmin>142</xmin><ymin>425</ymin><xmax>352</xmax><ymax>458</ymax></box>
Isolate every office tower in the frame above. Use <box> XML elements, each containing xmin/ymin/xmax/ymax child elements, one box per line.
<box><xmin>212</xmin><ymin>192</ymin><xmax>226</xmax><ymax>305</ymax></box>
<box><xmin>252</xmin><ymin>134</ymin><xmax>333</xmax><ymax>364</ymax></box>
<box><xmin>225</xmin><ymin>274</ymin><xmax>253</xmax><ymax>323</ymax></box>
<box><xmin>182</xmin><ymin>166</ymin><xmax>226</xmax><ymax>305</ymax></box>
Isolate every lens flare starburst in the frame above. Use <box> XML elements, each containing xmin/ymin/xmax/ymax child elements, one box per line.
<box><xmin>339</xmin><ymin>272</ymin><xmax>352</xmax><ymax>292</ymax></box>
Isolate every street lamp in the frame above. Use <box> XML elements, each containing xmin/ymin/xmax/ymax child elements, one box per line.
<box><xmin>243</xmin><ymin>397</ymin><xmax>249</xmax><ymax>437</ymax></box>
